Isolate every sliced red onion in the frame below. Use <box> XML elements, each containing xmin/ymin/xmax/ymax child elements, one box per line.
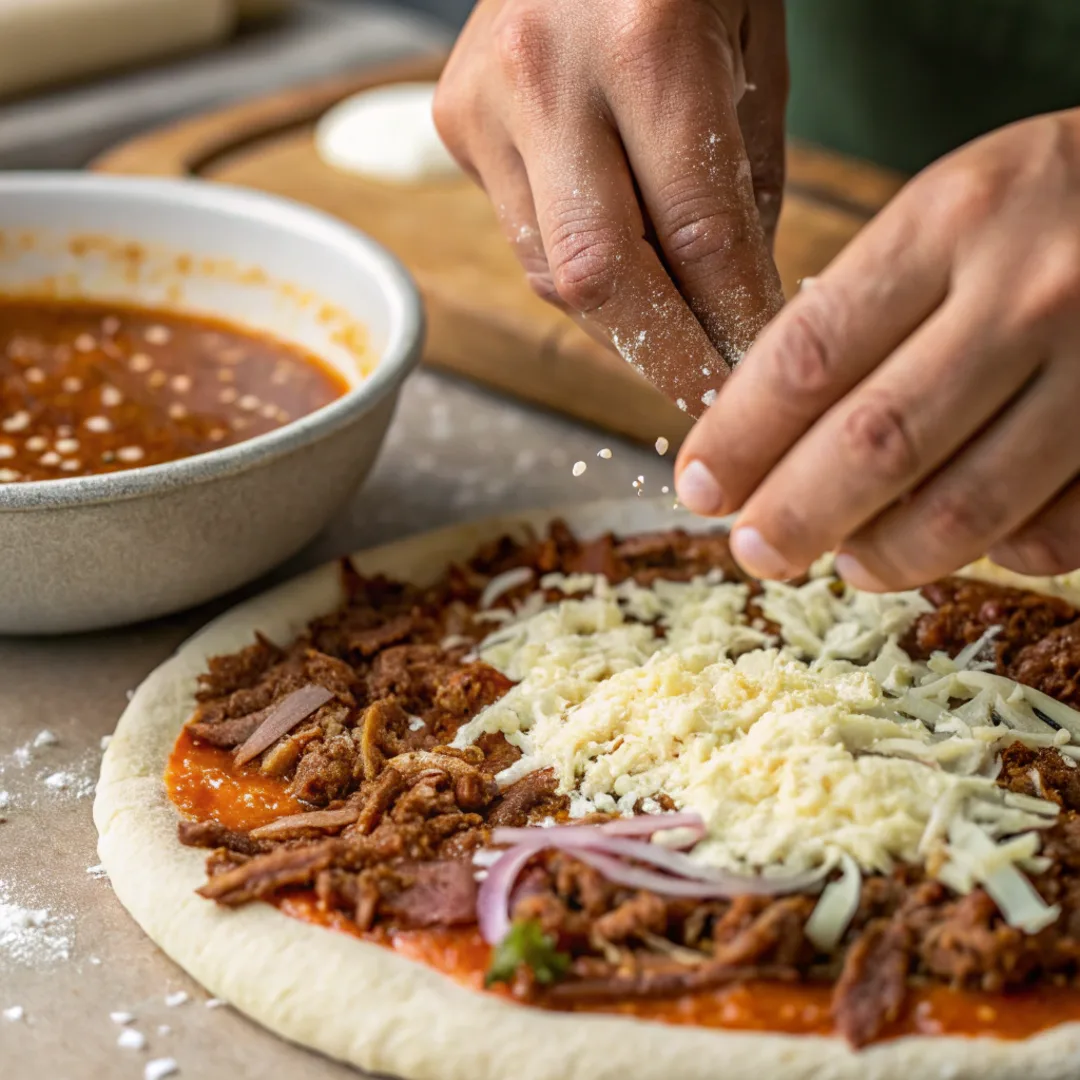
<box><xmin>597</xmin><ymin>812</ymin><xmax>707</xmax><ymax>842</ymax></box>
<box><xmin>233</xmin><ymin>684</ymin><xmax>335</xmax><ymax>766</ymax></box>
<box><xmin>477</xmin><ymin>814</ymin><xmax>828</xmax><ymax>944</ymax></box>
<box><xmin>493</xmin><ymin>827</ymin><xmax>826</xmax><ymax>893</ymax></box>
<box><xmin>568</xmin><ymin>848</ymin><xmax>826</xmax><ymax>899</ymax></box>
<box><xmin>477</xmin><ymin>845</ymin><xmax>541</xmax><ymax>945</ymax></box>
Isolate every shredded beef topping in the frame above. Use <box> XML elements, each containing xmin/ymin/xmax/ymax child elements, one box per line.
<box><xmin>175</xmin><ymin>523</ymin><xmax>1080</xmax><ymax>1047</ymax></box>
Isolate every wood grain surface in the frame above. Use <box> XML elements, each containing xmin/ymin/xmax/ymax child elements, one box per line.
<box><xmin>94</xmin><ymin>55</ymin><xmax>906</xmax><ymax>445</ymax></box>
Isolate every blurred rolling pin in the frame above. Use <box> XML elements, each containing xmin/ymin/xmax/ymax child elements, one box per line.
<box><xmin>0</xmin><ymin>0</ymin><xmax>242</xmax><ymax>101</ymax></box>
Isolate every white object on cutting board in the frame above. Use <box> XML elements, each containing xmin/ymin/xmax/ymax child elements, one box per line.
<box><xmin>315</xmin><ymin>82</ymin><xmax>465</xmax><ymax>185</ymax></box>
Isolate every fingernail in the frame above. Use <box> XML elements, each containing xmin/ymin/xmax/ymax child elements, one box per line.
<box><xmin>730</xmin><ymin>526</ymin><xmax>797</xmax><ymax>580</ymax></box>
<box><xmin>834</xmin><ymin>553</ymin><xmax>888</xmax><ymax>592</ymax></box>
<box><xmin>675</xmin><ymin>460</ymin><xmax>724</xmax><ymax>516</ymax></box>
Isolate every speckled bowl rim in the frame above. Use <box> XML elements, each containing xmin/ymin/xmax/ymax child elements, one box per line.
<box><xmin>0</xmin><ymin>173</ymin><xmax>424</xmax><ymax>513</ymax></box>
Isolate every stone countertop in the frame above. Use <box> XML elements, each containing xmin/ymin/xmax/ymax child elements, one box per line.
<box><xmin>0</xmin><ymin>368</ymin><xmax>675</xmax><ymax>1079</ymax></box>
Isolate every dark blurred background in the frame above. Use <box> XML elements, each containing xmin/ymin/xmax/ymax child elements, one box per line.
<box><xmin>385</xmin><ymin>0</ymin><xmax>472</xmax><ymax>25</ymax></box>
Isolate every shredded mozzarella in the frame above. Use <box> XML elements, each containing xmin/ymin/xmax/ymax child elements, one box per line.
<box><xmin>455</xmin><ymin>561</ymin><xmax>1080</xmax><ymax>938</ymax></box>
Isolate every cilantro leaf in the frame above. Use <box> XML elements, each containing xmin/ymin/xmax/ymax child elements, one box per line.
<box><xmin>485</xmin><ymin>920</ymin><xmax>571</xmax><ymax>988</ymax></box>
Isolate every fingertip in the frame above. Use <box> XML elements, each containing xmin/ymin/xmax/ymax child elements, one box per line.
<box><xmin>729</xmin><ymin>525</ymin><xmax>801</xmax><ymax>581</ymax></box>
<box><xmin>834</xmin><ymin>552</ymin><xmax>891</xmax><ymax>593</ymax></box>
<box><xmin>675</xmin><ymin>459</ymin><xmax>725</xmax><ymax>517</ymax></box>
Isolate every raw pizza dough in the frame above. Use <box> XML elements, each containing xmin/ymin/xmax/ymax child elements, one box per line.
<box><xmin>315</xmin><ymin>82</ymin><xmax>464</xmax><ymax>186</ymax></box>
<box><xmin>95</xmin><ymin>498</ymin><xmax>1080</xmax><ymax>1080</ymax></box>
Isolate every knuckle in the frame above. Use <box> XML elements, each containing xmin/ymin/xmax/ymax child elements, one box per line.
<box><xmin>431</xmin><ymin>82</ymin><xmax>464</xmax><ymax>146</ymax></box>
<box><xmin>550</xmin><ymin>244</ymin><xmax>618</xmax><ymax>312</ymax></box>
<box><xmin>1009</xmin><ymin>239</ymin><xmax>1080</xmax><ymax>332</ymax></box>
<box><xmin>767</xmin><ymin>302</ymin><xmax>836</xmax><ymax>398</ymax></box>
<box><xmin>840</xmin><ymin>394</ymin><xmax>919</xmax><ymax>481</ymax></box>
<box><xmin>492</xmin><ymin>6</ymin><xmax>551</xmax><ymax>86</ymax></box>
<box><xmin>610</xmin><ymin>0</ymin><xmax>682</xmax><ymax>58</ymax></box>
<box><xmin>545</xmin><ymin>207</ymin><xmax>621</xmax><ymax>312</ymax></box>
<box><xmin>924</xmin><ymin>162</ymin><xmax>1001</xmax><ymax>229</ymax></box>
<box><xmin>659</xmin><ymin>182</ymin><xmax>754</xmax><ymax>269</ymax></box>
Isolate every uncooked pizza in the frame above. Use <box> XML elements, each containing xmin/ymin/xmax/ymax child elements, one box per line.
<box><xmin>95</xmin><ymin>503</ymin><xmax>1080</xmax><ymax>1080</ymax></box>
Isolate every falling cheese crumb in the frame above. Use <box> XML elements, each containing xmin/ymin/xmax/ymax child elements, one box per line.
<box><xmin>701</xmin><ymin>389</ymin><xmax>717</xmax><ymax>408</ymax></box>
<box><xmin>654</xmin><ymin>437</ymin><xmax>669</xmax><ymax>456</ymax></box>
<box><xmin>118</xmin><ymin>1029</ymin><xmax>147</xmax><ymax>1051</ymax></box>
<box><xmin>572</xmin><ymin>461</ymin><xmax>587</xmax><ymax>477</ymax></box>
<box><xmin>597</xmin><ymin>448</ymin><xmax>612</xmax><ymax>460</ymax></box>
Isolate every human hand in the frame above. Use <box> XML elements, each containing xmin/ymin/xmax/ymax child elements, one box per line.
<box><xmin>434</xmin><ymin>0</ymin><xmax>786</xmax><ymax>410</ymax></box>
<box><xmin>675</xmin><ymin>110</ymin><xmax>1080</xmax><ymax>588</ymax></box>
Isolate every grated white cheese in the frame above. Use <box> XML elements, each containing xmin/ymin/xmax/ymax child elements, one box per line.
<box><xmin>479</xmin><ymin>567</ymin><xmax>534</xmax><ymax>610</ymax></box>
<box><xmin>455</xmin><ymin>564</ymin><xmax>1075</xmax><ymax>936</ymax></box>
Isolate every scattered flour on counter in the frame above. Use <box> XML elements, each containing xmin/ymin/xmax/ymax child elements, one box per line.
<box><xmin>0</xmin><ymin>882</ymin><xmax>73</xmax><ymax>967</ymax></box>
<box><xmin>145</xmin><ymin>1058</ymin><xmax>179</xmax><ymax>1080</ymax></box>
<box><xmin>118</xmin><ymin>1028</ymin><xmax>147</xmax><ymax>1051</ymax></box>
<box><xmin>1</xmin><ymin>736</ymin><xmax>98</xmax><ymax>809</ymax></box>
<box><xmin>39</xmin><ymin>753</ymin><xmax>97</xmax><ymax>799</ymax></box>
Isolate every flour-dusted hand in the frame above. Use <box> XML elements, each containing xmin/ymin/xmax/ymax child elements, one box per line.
<box><xmin>676</xmin><ymin>110</ymin><xmax>1080</xmax><ymax>588</ymax></box>
<box><xmin>434</xmin><ymin>0</ymin><xmax>786</xmax><ymax>408</ymax></box>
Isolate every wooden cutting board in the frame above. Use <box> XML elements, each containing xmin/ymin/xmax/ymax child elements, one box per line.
<box><xmin>93</xmin><ymin>54</ymin><xmax>905</xmax><ymax>445</ymax></box>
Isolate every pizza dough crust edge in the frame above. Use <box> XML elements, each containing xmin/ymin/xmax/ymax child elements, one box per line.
<box><xmin>94</xmin><ymin>498</ymin><xmax>1080</xmax><ymax>1080</ymax></box>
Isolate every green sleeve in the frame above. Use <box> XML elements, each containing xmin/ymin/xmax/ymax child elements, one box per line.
<box><xmin>784</xmin><ymin>0</ymin><xmax>1080</xmax><ymax>173</ymax></box>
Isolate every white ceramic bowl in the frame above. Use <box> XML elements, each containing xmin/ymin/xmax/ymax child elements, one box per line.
<box><xmin>0</xmin><ymin>173</ymin><xmax>424</xmax><ymax>634</ymax></box>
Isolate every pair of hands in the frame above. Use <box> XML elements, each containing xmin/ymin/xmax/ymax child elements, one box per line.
<box><xmin>435</xmin><ymin>0</ymin><xmax>1080</xmax><ymax>590</ymax></box>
